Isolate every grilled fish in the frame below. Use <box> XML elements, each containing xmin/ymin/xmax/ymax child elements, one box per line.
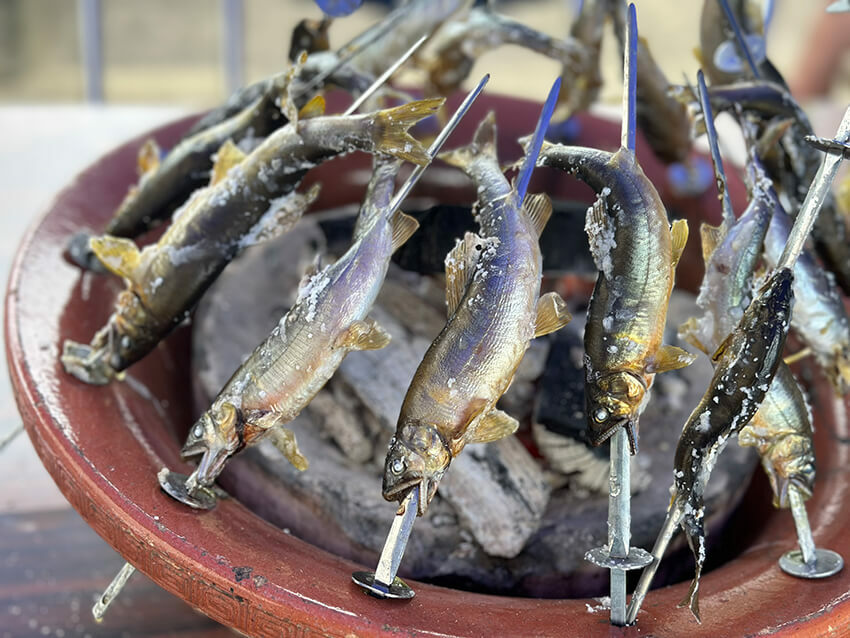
<box><xmin>181</xmin><ymin>158</ymin><xmax>419</xmax><ymax>488</ymax></box>
<box><xmin>535</xmin><ymin>142</ymin><xmax>693</xmax><ymax>453</ymax></box>
<box><xmin>61</xmin><ymin>96</ymin><xmax>441</xmax><ymax>385</ymax></box>
<box><xmin>382</xmin><ymin>112</ymin><xmax>571</xmax><ymax>515</ymax></box>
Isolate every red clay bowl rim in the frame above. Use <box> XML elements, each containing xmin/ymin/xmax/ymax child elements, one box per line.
<box><xmin>7</xmin><ymin>94</ymin><xmax>850</xmax><ymax>637</ymax></box>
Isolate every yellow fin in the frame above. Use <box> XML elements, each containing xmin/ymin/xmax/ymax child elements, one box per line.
<box><xmin>390</xmin><ymin>210</ymin><xmax>419</xmax><ymax>253</ymax></box>
<box><xmin>338</xmin><ymin>318</ymin><xmax>391</xmax><ymax>351</ymax></box>
<box><xmin>756</xmin><ymin>118</ymin><xmax>794</xmax><ymax>158</ymax></box>
<box><xmin>837</xmin><ymin>172</ymin><xmax>850</xmax><ymax>216</ymax></box>
<box><xmin>267</xmin><ymin>427</ymin><xmax>309</xmax><ymax>471</ymax></box>
<box><xmin>278</xmin><ymin>59</ymin><xmax>303</xmax><ymax>124</ymax></box>
<box><xmin>374</xmin><ymin>98</ymin><xmax>444</xmax><ymax>165</ymax></box>
<box><xmin>444</xmin><ymin>232</ymin><xmax>481</xmax><ymax>317</ymax></box>
<box><xmin>210</xmin><ymin>139</ymin><xmax>247</xmax><ymax>186</ymax></box>
<box><xmin>89</xmin><ymin>235</ymin><xmax>141</xmax><ymax>281</ymax></box>
<box><xmin>692</xmin><ymin>46</ymin><xmax>706</xmax><ymax>68</ymax></box>
<box><xmin>534</xmin><ymin>291</ymin><xmax>571</xmax><ymax>338</ymax></box>
<box><xmin>653</xmin><ymin>344</ymin><xmax>697</xmax><ymax>373</ymax></box>
<box><xmin>699</xmin><ymin>222</ymin><xmax>724</xmax><ymax>264</ymax></box>
<box><xmin>670</xmin><ymin>218</ymin><xmax>689</xmax><ymax>269</ymax></box>
<box><xmin>253</xmin><ymin>183</ymin><xmax>321</xmax><ymax>244</ymax></box>
<box><xmin>678</xmin><ymin>317</ymin><xmax>710</xmax><ymax>355</ymax></box>
<box><xmin>469</xmin><ymin>408</ymin><xmax>519</xmax><ymax>444</ymax></box>
<box><xmin>137</xmin><ymin>139</ymin><xmax>160</xmax><ymax>176</ymax></box>
<box><xmin>522</xmin><ymin>192</ymin><xmax>553</xmax><ymax>238</ymax></box>
<box><xmin>298</xmin><ymin>94</ymin><xmax>326</xmax><ymax>120</ymax></box>
<box><xmin>440</xmin><ymin>111</ymin><xmax>497</xmax><ymax>169</ymax></box>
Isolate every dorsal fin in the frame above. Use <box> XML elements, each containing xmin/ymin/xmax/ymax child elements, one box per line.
<box><xmin>390</xmin><ymin>210</ymin><xmax>419</xmax><ymax>253</ymax></box>
<box><xmin>298</xmin><ymin>94</ymin><xmax>326</xmax><ymax>119</ymax></box>
<box><xmin>670</xmin><ymin>219</ymin><xmax>689</xmax><ymax>269</ymax></box>
<box><xmin>438</xmin><ymin>111</ymin><xmax>497</xmax><ymax>170</ymax></box>
<box><xmin>522</xmin><ymin>192</ymin><xmax>553</xmax><ymax>237</ymax></box>
<box><xmin>89</xmin><ymin>236</ymin><xmax>142</xmax><ymax>282</ymax></box>
<box><xmin>137</xmin><ymin>139</ymin><xmax>161</xmax><ymax>176</ymax></box>
<box><xmin>444</xmin><ymin>232</ymin><xmax>481</xmax><ymax>316</ymax></box>
<box><xmin>210</xmin><ymin>139</ymin><xmax>247</xmax><ymax>186</ymax></box>
<box><xmin>700</xmin><ymin>222</ymin><xmax>725</xmax><ymax>263</ymax></box>
<box><xmin>279</xmin><ymin>58</ymin><xmax>304</xmax><ymax>124</ymax></box>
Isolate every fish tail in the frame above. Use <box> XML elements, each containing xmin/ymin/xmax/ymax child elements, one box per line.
<box><xmin>677</xmin><ymin>512</ymin><xmax>705</xmax><ymax>623</ymax></box>
<box><xmin>373</xmin><ymin>98</ymin><xmax>444</xmax><ymax>165</ymax></box>
<box><xmin>439</xmin><ymin>111</ymin><xmax>497</xmax><ymax>170</ymax></box>
<box><xmin>677</xmin><ymin>572</ymin><xmax>702</xmax><ymax>624</ymax></box>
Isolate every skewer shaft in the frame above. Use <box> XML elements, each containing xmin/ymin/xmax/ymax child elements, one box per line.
<box><xmin>343</xmin><ymin>35</ymin><xmax>427</xmax><ymax>115</ymax></box>
<box><xmin>789</xmin><ymin>486</ymin><xmax>816</xmax><ymax>565</ymax></box>
<box><xmin>626</xmin><ymin>503</ymin><xmax>683</xmax><ymax>624</ymax></box>
<box><xmin>696</xmin><ymin>70</ymin><xmax>735</xmax><ymax>226</ymax></box>
<box><xmin>374</xmin><ymin>486</ymin><xmax>419</xmax><ymax>588</ymax></box>
<box><xmin>92</xmin><ymin>562</ymin><xmax>136</xmax><ymax>622</ymax></box>
<box><xmin>609</xmin><ymin>427</ymin><xmax>631</xmax><ymax>625</ymax></box>
<box><xmin>777</xmin><ymin>106</ymin><xmax>850</xmax><ymax>271</ymax></box>
<box><xmin>0</xmin><ymin>423</ymin><xmax>24</xmax><ymax>454</ymax></box>
<box><xmin>716</xmin><ymin>0</ymin><xmax>762</xmax><ymax>79</ymax></box>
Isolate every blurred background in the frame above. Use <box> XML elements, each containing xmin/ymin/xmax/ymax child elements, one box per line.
<box><xmin>0</xmin><ymin>0</ymin><xmax>846</xmax><ymax>107</ymax></box>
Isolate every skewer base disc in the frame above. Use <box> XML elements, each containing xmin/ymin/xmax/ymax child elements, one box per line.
<box><xmin>779</xmin><ymin>548</ymin><xmax>844</xmax><ymax>579</ymax></box>
<box><xmin>158</xmin><ymin>469</ymin><xmax>218</xmax><ymax>510</ymax></box>
<box><xmin>351</xmin><ymin>571</ymin><xmax>415</xmax><ymax>599</ymax></box>
<box><xmin>585</xmin><ymin>546</ymin><xmax>653</xmax><ymax>570</ymax></box>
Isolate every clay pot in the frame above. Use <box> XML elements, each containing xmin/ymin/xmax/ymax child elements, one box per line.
<box><xmin>7</xmin><ymin>92</ymin><xmax>850</xmax><ymax>636</ymax></box>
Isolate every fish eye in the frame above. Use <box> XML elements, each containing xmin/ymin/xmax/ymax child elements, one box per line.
<box><xmin>593</xmin><ymin>407</ymin><xmax>609</xmax><ymax>423</ymax></box>
<box><xmin>192</xmin><ymin>424</ymin><xmax>204</xmax><ymax>439</ymax></box>
<box><xmin>391</xmin><ymin>458</ymin><xmax>406</xmax><ymax>475</ymax></box>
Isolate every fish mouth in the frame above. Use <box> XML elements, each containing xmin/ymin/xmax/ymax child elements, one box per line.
<box><xmin>588</xmin><ymin>417</ymin><xmax>638</xmax><ymax>454</ymax></box>
<box><xmin>192</xmin><ymin>444</ymin><xmax>232</xmax><ymax>487</ymax></box>
<box><xmin>383</xmin><ymin>476</ymin><xmax>438</xmax><ymax>516</ymax></box>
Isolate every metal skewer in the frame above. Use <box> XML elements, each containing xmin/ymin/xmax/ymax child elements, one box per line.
<box><xmin>716</xmin><ymin>0</ymin><xmax>762</xmax><ymax>80</ymax></box>
<box><xmin>0</xmin><ymin>423</ymin><xmax>24</xmax><ymax>454</ymax></box>
<box><xmin>583</xmin><ymin>5</ymin><xmax>651</xmax><ymax>627</ymax></box>
<box><xmin>343</xmin><ymin>35</ymin><xmax>427</xmax><ymax>115</ymax></box>
<box><xmin>91</xmin><ymin>562</ymin><xmax>136</xmax><ymax>621</ymax></box>
<box><xmin>696</xmin><ymin>70</ymin><xmax>735</xmax><ymax>227</ymax></box>
<box><xmin>779</xmin><ymin>486</ymin><xmax>844</xmax><ymax>578</ymax></box>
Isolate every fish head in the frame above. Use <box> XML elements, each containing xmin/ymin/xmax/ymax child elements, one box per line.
<box><xmin>382</xmin><ymin>420</ymin><xmax>451</xmax><ymax>515</ymax></box>
<box><xmin>585</xmin><ymin>371</ymin><xmax>646</xmax><ymax>452</ymax></box>
<box><xmin>181</xmin><ymin>402</ymin><xmax>242</xmax><ymax>487</ymax></box>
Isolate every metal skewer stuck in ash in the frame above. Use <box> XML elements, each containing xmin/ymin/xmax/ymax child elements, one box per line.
<box><xmin>582</xmin><ymin>4</ymin><xmax>652</xmax><ymax>627</ymax></box>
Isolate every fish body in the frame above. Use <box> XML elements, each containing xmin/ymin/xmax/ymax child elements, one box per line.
<box><xmin>673</xmin><ymin>268</ymin><xmax>793</xmax><ymax>621</ymax></box>
<box><xmin>536</xmin><ymin>143</ymin><xmax>692</xmax><ymax>451</ymax></box>
<box><xmin>681</xmin><ymin>158</ymin><xmax>815</xmax><ymax>511</ymax></box>
<box><xmin>698</xmin><ymin>0</ymin><xmax>766</xmax><ymax>84</ymax></box>
<box><xmin>382</xmin><ymin>113</ymin><xmax>570</xmax><ymax>514</ymax></box>
<box><xmin>763</xmin><ymin>207</ymin><xmax>850</xmax><ymax>393</ymax></box>
<box><xmin>61</xmin><ymin>98</ymin><xmax>441</xmax><ymax>385</ymax></box>
<box><xmin>555</xmin><ymin>0</ymin><xmax>608</xmax><ymax>120</ymax></box>
<box><xmin>181</xmin><ymin>159</ymin><xmax>418</xmax><ymax>486</ymax></box>
<box><xmin>423</xmin><ymin>6</ymin><xmax>583</xmax><ymax>98</ymax></box>
<box><xmin>610</xmin><ymin>1</ymin><xmax>691</xmax><ymax>164</ymax></box>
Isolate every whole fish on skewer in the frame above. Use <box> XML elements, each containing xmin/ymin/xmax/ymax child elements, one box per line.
<box><xmin>172</xmin><ymin>157</ymin><xmax>419</xmax><ymax>496</ymax></box>
<box><xmin>533</xmin><ymin>142</ymin><xmax>693</xmax><ymax>453</ymax></box>
<box><xmin>61</xmin><ymin>95</ymin><xmax>442</xmax><ymax>385</ymax></box>
<box><xmin>679</xmin><ymin>133</ymin><xmax>815</xmax><ymax>513</ymax></box>
<box><xmin>382</xmin><ymin>108</ymin><xmax>571</xmax><ymax>516</ymax></box>
<box><xmin>68</xmin><ymin>64</ymin><xmax>328</xmax><ymax>272</ymax></box>
<box><xmin>421</xmin><ymin>5</ymin><xmax>584</xmax><ymax>100</ymax></box>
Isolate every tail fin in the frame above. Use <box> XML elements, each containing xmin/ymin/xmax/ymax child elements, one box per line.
<box><xmin>515</xmin><ymin>77</ymin><xmax>561</xmax><ymax>201</ymax></box>
<box><xmin>438</xmin><ymin>111</ymin><xmax>497</xmax><ymax>170</ymax></box>
<box><xmin>373</xmin><ymin>98</ymin><xmax>444</xmax><ymax>165</ymax></box>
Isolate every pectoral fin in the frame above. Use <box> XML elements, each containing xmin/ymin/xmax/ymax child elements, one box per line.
<box><xmin>298</xmin><ymin>94</ymin><xmax>326</xmax><ymax>119</ymax></box>
<box><xmin>89</xmin><ymin>236</ymin><xmax>142</xmax><ymax>281</ymax></box>
<box><xmin>678</xmin><ymin>317</ymin><xmax>709</xmax><ymax>355</ymax></box>
<box><xmin>654</xmin><ymin>344</ymin><xmax>697</xmax><ymax>373</ymax></box>
<box><xmin>445</xmin><ymin>232</ymin><xmax>481</xmax><ymax>316</ymax></box>
<box><xmin>670</xmin><ymin>218</ymin><xmax>689</xmax><ymax>269</ymax></box>
<box><xmin>522</xmin><ymin>192</ymin><xmax>553</xmax><ymax>237</ymax></box>
<box><xmin>390</xmin><ymin>210</ymin><xmax>419</xmax><ymax>253</ymax></box>
<box><xmin>534</xmin><ymin>291</ymin><xmax>571</xmax><ymax>337</ymax></box>
<box><xmin>137</xmin><ymin>139</ymin><xmax>160</xmax><ymax>176</ymax></box>
<box><xmin>338</xmin><ymin>318</ymin><xmax>391</xmax><ymax>351</ymax></box>
<box><xmin>267</xmin><ymin>427</ymin><xmax>309</xmax><ymax>471</ymax></box>
<box><xmin>210</xmin><ymin>139</ymin><xmax>247</xmax><ymax>186</ymax></box>
<box><xmin>469</xmin><ymin>409</ymin><xmax>519</xmax><ymax>444</ymax></box>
